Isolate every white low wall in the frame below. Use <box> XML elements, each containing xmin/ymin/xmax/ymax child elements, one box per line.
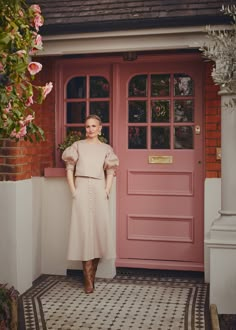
<box><xmin>0</xmin><ymin>180</ymin><xmax>33</xmax><ymax>293</ymax></box>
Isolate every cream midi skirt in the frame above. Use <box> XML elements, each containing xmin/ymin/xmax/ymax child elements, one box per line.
<box><xmin>67</xmin><ymin>176</ymin><xmax>116</xmax><ymax>261</ymax></box>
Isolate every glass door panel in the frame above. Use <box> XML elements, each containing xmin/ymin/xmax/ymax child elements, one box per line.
<box><xmin>66</xmin><ymin>102</ymin><xmax>86</xmax><ymax>124</ymax></box>
<box><xmin>128</xmin><ymin>126</ymin><xmax>147</xmax><ymax>149</ymax></box>
<box><xmin>151</xmin><ymin>74</ymin><xmax>170</xmax><ymax>96</ymax></box>
<box><xmin>174</xmin><ymin>74</ymin><xmax>194</xmax><ymax>96</ymax></box>
<box><xmin>90</xmin><ymin>101</ymin><xmax>110</xmax><ymax>123</ymax></box>
<box><xmin>174</xmin><ymin>100</ymin><xmax>194</xmax><ymax>123</ymax></box>
<box><xmin>151</xmin><ymin>126</ymin><xmax>170</xmax><ymax>149</ymax></box>
<box><xmin>151</xmin><ymin>100</ymin><xmax>170</xmax><ymax>123</ymax></box>
<box><xmin>65</xmin><ymin>75</ymin><xmax>111</xmax><ymax>143</ymax></box>
<box><xmin>128</xmin><ymin>101</ymin><xmax>147</xmax><ymax>123</ymax></box>
<box><xmin>127</xmin><ymin>72</ymin><xmax>195</xmax><ymax>150</ymax></box>
<box><xmin>67</xmin><ymin>77</ymin><xmax>86</xmax><ymax>98</ymax></box>
<box><xmin>90</xmin><ymin>76</ymin><xmax>109</xmax><ymax>98</ymax></box>
<box><xmin>174</xmin><ymin>126</ymin><xmax>194</xmax><ymax>149</ymax></box>
<box><xmin>129</xmin><ymin>75</ymin><xmax>147</xmax><ymax>97</ymax></box>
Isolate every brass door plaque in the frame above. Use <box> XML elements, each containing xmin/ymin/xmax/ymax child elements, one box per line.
<box><xmin>148</xmin><ymin>155</ymin><xmax>173</xmax><ymax>164</ymax></box>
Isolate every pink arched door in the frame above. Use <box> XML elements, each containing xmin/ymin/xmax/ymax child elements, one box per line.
<box><xmin>116</xmin><ymin>54</ymin><xmax>204</xmax><ymax>271</ymax></box>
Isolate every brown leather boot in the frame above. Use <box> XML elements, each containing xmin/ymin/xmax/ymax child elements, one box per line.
<box><xmin>92</xmin><ymin>258</ymin><xmax>100</xmax><ymax>287</ymax></box>
<box><xmin>82</xmin><ymin>260</ymin><xmax>94</xmax><ymax>294</ymax></box>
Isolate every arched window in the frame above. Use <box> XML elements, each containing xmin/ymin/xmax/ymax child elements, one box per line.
<box><xmin>64</xmin><ymin>75</ymin><xmax>110</xmax><ymax>142</ymax></box>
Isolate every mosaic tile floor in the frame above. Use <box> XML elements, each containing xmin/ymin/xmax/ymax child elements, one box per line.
<box><xmin>18</xmin><ymin>269</ymin><xmax>210</xmax><ymax>330</ymax></box>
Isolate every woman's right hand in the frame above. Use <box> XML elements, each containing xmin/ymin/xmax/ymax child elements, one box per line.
<box><xmin>71</xmin><ymin>188</ymin><xmax>76</xmax><ymax>198</ymax></box>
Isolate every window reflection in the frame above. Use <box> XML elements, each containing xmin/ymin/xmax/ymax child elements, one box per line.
<box><xmin>128</xmin><ymin>101</ymin><xmax>146</xmax><ymax>123</ymax></box>
<box><xmin>174</xmin><ymin>100</ymin><xmax>194</xmax><ymax>122</ymax></box>
<box><xmin>174</xmin><ymin>126</ymin><xmax>193</xmax><ymax>149</ymax></box>
<box><xmin>151</xmin><ymin>100</ymin><xmax>170</xmax><ymax>123</ymax></box>
<box><xmin>129</xmin><ymin>75</ymin><xmax>147</xmax><ymax>97</ymax></box>
<box><xmin>174</xmin><ymin>74</ymin><xmax>193</xmax><ymax>96</ymax></box>
<box><xmin>151</xmin><ymin>74</ymin><xmax>170</xmax><ymax>96</ymax></box>
<box><xmin>66</xmin><ymin>127</ymin><xmax>85</xmax><ymax>137</ymax></box>
<box><xmin>90</xmin><ymin>101</ymin><xmax>109</xmax><ymax>123</ymax></box>
<box><xmin>128</xmin><ymin>126</ymin><xmax>147</xmax><ymax>149</ymax></box>
<box><xmin>151</xmin><ymin>127</ymin><xmax>170</xmax><ymax>149</ymax></box>
<box><xmin>67</xmin><ymin>77</ymin><xmax>86</xmax><ymax>98</ymax></box>
<box><xmin>67</xmin><ymin>102</ymin><xmax>86</xmax><ymax>123</ymax></box>
<box><xmin>90</xmin><ymin>76</ymin><xmax>109</xmax><ymax>98</ymax></box>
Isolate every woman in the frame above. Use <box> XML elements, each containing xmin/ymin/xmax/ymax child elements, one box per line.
<box><xmin>62</xmin><ymin>115</ymin><xmax>119</xmax><ymax>294</ymax></box>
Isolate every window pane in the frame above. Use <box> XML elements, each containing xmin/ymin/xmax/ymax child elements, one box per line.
<box><xmin>151</xmin><ymin>127</ymin><xmax>170</xmax><ymax>149</ymax></box>
<box><xmin>151</xmin><ymin>74</ymin><xmax>170</xmax><ymax>96</ymax></box>
<box><xmin>90</xmin><ymin>101</ymin><xmax>109</xmax><ymax>123</ymax></box>
<box><xmin>67</xmin><ymin>77</ymin><xmax>86</xmax><ymax>99</ymax></box>
<box><xmin>128</xmin><ymin>126</ymin><xmax>147</xmax><ymax>149</ymax></box>
<box><xmin>128</xmin><ymin>101</ymin><xmax>147</xmax><ymax>123</ymax></box>
<box><xmin>174</xmin><ymin>100</ymin><xmax>194</xmax><ymax>123</ymax></box>
<box><xmin>151</xmin><ymin>100</ymin><xmax>170</xmax><ymax>123</ymax></box>
<box><xmin>67</xmin><ymin>102</ymin><xmax>86</xmax><ymax>124</ymax></box>
<box><xmin>129</xmin><ymin>75</ymin><xmax>147</xmax><ymax>97</ymax></box>
<box><xmin>90</xmin><ymin>76</ymin><xmax>109</xmax><ymax>98</ymax></box>
<box><xmin>66</xmin><ymin>127</ymin><xmax>85</xmax><ymax>139</ymax></box>
<box><xmin>174</xmin><ymin>126</ymin><xmax>193</xmax><ymax>149</ymax></box>
<box><xmin>174</xmin><ymin>74</ymin><xmax>193</xmax><ymax>96</ymax></box>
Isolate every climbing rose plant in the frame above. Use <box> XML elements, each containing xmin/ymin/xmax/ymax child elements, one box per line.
<box><xmin>0</xmin><ymin>0</ymin><xmax>53</xmax><ymax>141</ymax></box>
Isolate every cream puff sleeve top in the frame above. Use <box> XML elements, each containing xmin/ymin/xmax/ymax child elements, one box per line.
<box><xmin>62</xmin><ymin>140</ymin><xmax>119</xmax><ymax>179</ymax></box>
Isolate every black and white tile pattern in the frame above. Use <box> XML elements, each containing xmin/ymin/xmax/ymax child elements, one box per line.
<box><xmin>19</xmin><ymin>269</ymin><xmax>210</xmax><ymax>330</ymax></box>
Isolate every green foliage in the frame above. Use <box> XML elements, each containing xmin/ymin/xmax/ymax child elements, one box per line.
<box><xmin>0</xmin><ymin>284</ymin><xmax>19</xmax><ymax>329</ymax></box>
<box><xmin>0</xmin><ymin>0</ymin><xmax>53</xmax><ymax>142</ymax></box>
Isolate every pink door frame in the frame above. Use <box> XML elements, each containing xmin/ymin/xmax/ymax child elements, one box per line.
<box><xmin>114</xmin><ymin>53</ymin><xmax>204</xmax><ymax>271</ymax></box>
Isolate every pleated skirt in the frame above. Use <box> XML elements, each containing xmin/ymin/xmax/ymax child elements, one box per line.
<box><xmin>67</xmin><ymin>176</ymin><xmax>116</xmax><ymax>261</ymax></box>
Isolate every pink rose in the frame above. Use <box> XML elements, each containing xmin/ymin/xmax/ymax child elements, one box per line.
<box><xmin>42</xmin><ymin>82</ymin><xmax>53</xmax><ymax>99</ymax></box>
<box><xmin>16</xmin><ymin>50</ymin><xmax>26</xmax><ymax>57</ymax></box>
<box><xmin>33</xmin><ymin>14</ymin><xmax>44</xmax><ymax>31</ymax></box>
<box><xmin>6</xmin><ymin>85</ymin><xmax>13</xmax><ymax>93</ymax></box>
<box><xmin>25</xmin><ymin>114</ymin><xmax>34</xmax><ymax>124</ymax></box>
<box><xmin>3</xmin><ymin>102</ymin><xmax>12</xmax><ymax>113</ymax></box>
<box><xmin>10</xmin><ymin>126</ymin><xmax>27</xmax><ymax>139</ymax></box>
<box><xmin>25</xmin><ymin>95</ymin><xmax>34</xmax><ymax>107</ymax></box>
<box><xmin>28</xmin><ymin>62</ymin><xmax>42</xmax><ymax>75</ymax></box>
<box><xmin>30</xmin><ymin>4</ymin><xmax>41</xmax><ymax>14</ymax></box>
<box><xmin>19</xmin><ymin>114</ymin><xmax>34</xmax><ymax>127</ymax></box>
<box><xmin>30</xmin><ymin>34</ymin><xmax>43</xmax><ymax>54</ymax></box>
<box><xmin>34</xmin><ymin>34</ymin><xmax>42</xmax><ymax>48</ymax></box>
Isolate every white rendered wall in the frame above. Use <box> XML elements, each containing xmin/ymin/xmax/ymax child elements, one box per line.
<box><xmin>32</xmin><ymin>177</ymin><xmax>43</xmax><ymax>280</ymax></box>
<box><xmin>204</xmin><ymin>178</ymin><xmax>221</xmax><ymax>282</ymax></box>
<box><xmin>0</xmin><ymin>180</ymin><xmax>33</xmax><ymax>293</ymax></box>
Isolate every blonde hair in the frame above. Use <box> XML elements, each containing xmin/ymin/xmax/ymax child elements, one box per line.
<box><xmin>85</xmin><ymin>114</ymin><xmax>102</xmax><ymax>125</ymax></box>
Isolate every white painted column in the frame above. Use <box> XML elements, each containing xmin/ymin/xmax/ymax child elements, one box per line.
<box><xmin>0</xmin><ymin>180</ymin><xmax>34</xmax><ymax>293</ymax></box>
<box><xmin>206</xmin><ymin>90</ymin><xmax>236</xmax><ymax>313</ymax></box>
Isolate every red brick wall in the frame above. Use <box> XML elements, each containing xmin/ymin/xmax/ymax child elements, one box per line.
<box><xmin>204</xmin><ymin>62</ymin><xmax>221</xmax><ymax>178</ymax></box>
